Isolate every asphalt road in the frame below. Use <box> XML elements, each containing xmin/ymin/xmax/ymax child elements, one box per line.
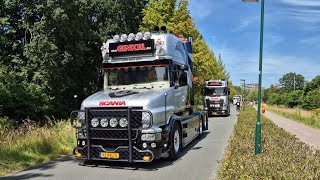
<box><xmin>2</xmin><ymin>107</ymin><xmax>237</xmax><ymax>180</ymax></box>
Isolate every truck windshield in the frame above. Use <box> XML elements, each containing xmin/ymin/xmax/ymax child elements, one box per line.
<box><xmin>106</xmin><ymin>66</ymin><xmax>169</xmax><ymax>86</ymax></box>
<box><xmin>204</xmin><ymin>87</ymin><xmax>227</xmax><ymax>96</ymax></box>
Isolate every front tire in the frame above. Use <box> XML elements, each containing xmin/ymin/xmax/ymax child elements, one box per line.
<box><xmin>169</xmin><ymin>123</ymin><xmax>182</xmax><ymax>160</ymax></box>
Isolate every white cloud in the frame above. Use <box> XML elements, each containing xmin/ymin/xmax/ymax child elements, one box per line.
<box><xmin>188</xmin><ymin>0</ymin><xmax>233</xmax><ymax>20</ymax></box>
<box><xmin>233</xmin><ymin>16</ymin><xmax>259</xmax><ymax>32</ymax></box>
<box><xmin>214</xmin><ymin>47</ymin><xmax>320</xmax><ymax>86</ymax></box>
<box><xmin>280</xmin><ymin>0</ymin><xmax>320</xmax><ymax>7</ymax></box>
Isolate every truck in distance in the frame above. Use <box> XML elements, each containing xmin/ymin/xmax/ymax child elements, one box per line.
<box><xmin>202</xmin><ymin>80</ymin><xmax>230</xmax><ymax>116</ymax></box>
<box><xmin>232</xmin><ymin>95</ymin><xmax>242</xmax><ymax>105</ymax></box>
<box><xmin>70</xmin><ymin>27</ymin><xmax>208</xmax><ymax>163</ymax></box>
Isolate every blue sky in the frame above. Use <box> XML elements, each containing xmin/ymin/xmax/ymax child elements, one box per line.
<box><xmin>189</xmin><ymin>0</ymin><xmax>320</xmax><ymax>87</ymax></box>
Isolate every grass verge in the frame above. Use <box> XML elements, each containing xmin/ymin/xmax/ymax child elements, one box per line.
<box><xmin>266</xmin><ymin>105</ymin><xmax>320</xmax><ymax>129</ymax></box>
<box><xmin>218</xmin><ymin>107</ymin><xmax>320</xmax><ymax>179</ymax></box>
<box><xmin>0</xmin><ymin>118</ymin><xmax>75</xmax><ymax>176</ymax></box>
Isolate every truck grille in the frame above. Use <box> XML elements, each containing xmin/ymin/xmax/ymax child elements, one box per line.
<box><xmin>90</xmin><ymin>129</ymin><xmax>138</xmax><ymax>140</ymax></box>
<box><xmin>70</xmin><ymin>108</ymin><xmax>153</xmax><ymax>162</ymax></box>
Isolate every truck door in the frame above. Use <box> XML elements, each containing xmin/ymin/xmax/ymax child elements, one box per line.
<box><xmin>172</xmin><ymin>65</ymin><xmax>188</xmax><ymax>113</ymax></box>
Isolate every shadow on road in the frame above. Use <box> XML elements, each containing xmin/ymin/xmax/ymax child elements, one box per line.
<box><xmin>0</xmin><ymin>157</ymin><xmax>72</xmax><ymax>180</ymax></box>
<box><xmin>81</xmin><ymin>131</ymin><xmax>210</xmax><ymax>171</ymax></box>
<box><xmin>0</xmin><ymin>132</ymin><xmax>210</xmax><ymax>179</ymax></box>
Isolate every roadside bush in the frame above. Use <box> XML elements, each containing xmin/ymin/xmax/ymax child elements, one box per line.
<box><xmin>0</xmin><ymin>119</ymin><xmax>75</xmax><ymax>176</ymax></box>
<box><xmin>218</xmin><ymin>107</ymin><xmax>320</xmax><ymax>179</ymax></box>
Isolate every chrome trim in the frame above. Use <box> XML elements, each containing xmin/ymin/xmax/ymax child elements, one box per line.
<box><xmin>141</xmin><ymin>127</ymin><xmax>162</xmax><ymax>133</ymax></box>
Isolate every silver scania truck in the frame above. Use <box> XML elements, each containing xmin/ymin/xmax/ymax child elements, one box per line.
<box><xmin>71</xmin><ymin>29</ymin><xmax>208</xmax><ymax>163</ymax></box>
<box><xmin>202</xmin><ymin>80</ymin><xmax>230</xmax><ymax>116</ymax></box>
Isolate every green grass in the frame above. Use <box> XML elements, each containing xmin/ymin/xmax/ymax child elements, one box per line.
<box><xmin>218</xmin><ymin>107</ymin><xmax>320</xmax><ymax>179</ymax></box>
<box><xmin>0</xmin><ymin>118</ymin><xmax>75</xmax><ymax>176</ymax></box>
<box><xmin>267</xmin><ymin>105</ymin><xmax>320</xmax><ymax>129</ymax></box>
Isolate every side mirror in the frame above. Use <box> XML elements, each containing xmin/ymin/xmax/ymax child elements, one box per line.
<box><xmin>97</xmin><ymin>70</ymin><xmax>103</xmax><ymax>90</ymax></box>
<box><xmin>180</xmin><ymin>64</ymin><xmax>189</xmax><ymax>71</ymax></box>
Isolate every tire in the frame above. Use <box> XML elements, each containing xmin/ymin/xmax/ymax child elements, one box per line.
<box><xmin>197</xmin><ymin>118</ymin><xmax>203</xmax><ymax>139</ymax></box>
<box><xmin>205</xmin><ymin>114</ymin><xmax>209</xmax><ymax>130</ymax></box>
<box><xmin>169</xmin><ymin>123</ymin><xmax>182</xmax><ymax>160</ymax></box>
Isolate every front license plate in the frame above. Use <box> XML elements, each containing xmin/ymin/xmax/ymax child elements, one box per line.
<box><xmin>100</xmin><ymin>152</ymin><xmax>120</xmax><ymax>159</ymax></box>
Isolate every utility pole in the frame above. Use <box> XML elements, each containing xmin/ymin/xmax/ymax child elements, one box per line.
<box><xmin>242</xmin><ymin>0</ymin><xmax>265</xmax><ymax>155</ymax></box>
<box><xmin>294</xmin><ymin>73</ymin><xmax>296</xmax><ymax>91</ymax></box>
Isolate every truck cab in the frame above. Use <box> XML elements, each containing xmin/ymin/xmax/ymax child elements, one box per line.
<box><xmin>71</xmin><ymin>29</ymin><xmax>208</xmax><ymax>163</ymax></box>
<box><xmin>202</xmin><ymin>80</ymin><xmax>230</xmax><ymax>116</ymax></box>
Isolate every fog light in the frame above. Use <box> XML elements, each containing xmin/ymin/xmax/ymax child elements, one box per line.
<box><xmin>75</xmin><ymin>150</ymin><xmax>82</xmax><ymax>158</ymax></box>
<box><xmin>142</xmin><ymin>143</ymin><xmax>147</xmax><ymax>149</ymax></box>
<box><xmin>82</xmin><ymin>141</ymin><xmax>86</xmax><ymax>146</ymax></box>
<box><xmin>151</xmin><ymin>143</ymin><xmax>156</xmax><ymax>148</ymax></box>
<box><xmin>143</xmin><ymin>156</ymin><xmax>151</xmax><ymax>162</ymax></box>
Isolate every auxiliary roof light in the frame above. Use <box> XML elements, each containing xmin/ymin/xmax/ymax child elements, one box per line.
<box><xmin>128</xmin><ymin>33</ymin><xmax>135</xmax><ymax>41</ymax></box>
<box><xmin>135</xmin><ymin>32</ymin><xmax>143</xmax><ymax>40</ymax></box>
<box><xmin>120</xmin><ymin>34</ymin><xmax>128</xmax><ymax>42</ymax></box>
<box><xmin>143</xmin><ymin>32</ymin><xmax>151</xmax><ymax>40</ymax></box>
<box><xmin>113</xmin><ymin>35</ymin><xmax>120</xmax><ymax>42</ymax></box>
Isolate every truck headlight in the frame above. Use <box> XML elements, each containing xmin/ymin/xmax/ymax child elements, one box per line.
<box><xmin>91</xmin><ymin>118</ymin><xmax>99</xmax><ymax>127</ymax></box>
<box><xmin>119</xmin><ymin>118</ymin><xmax>128</xmax><ymax>128</ymax></box>
<box><xmin>71</xmin><ymin>111</ymin><xmax>85</xmax><ymax>129</ymax></box>
<box><xmin>141</xmin><ymin>133</ymin><xmax>161</xmax><ymax>141</ymax></box>
<box><xmin>109</xmin><ymin>118</ymin><xmax>118</xmax><ymax>127</ymax></box>
<box><xmin>142</xmin><ymin>112</ymin><xmax>151</xmax><ymax>128</ymax></box>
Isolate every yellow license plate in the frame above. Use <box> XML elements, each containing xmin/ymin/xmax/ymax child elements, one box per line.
<box><xmin>100</xmin><ymin>152</ymin><xmax>120</xmax><ymax>159</ymax></box>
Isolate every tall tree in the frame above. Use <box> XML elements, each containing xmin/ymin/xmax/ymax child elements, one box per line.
<box><xmin>279</xmin><ymin>72</ymin><xmax>305</xmax><ymax>92</ymax></box>
<box><xmin>139</xmin><ymin>0</ymin><xmax>176</xmax><ymax>32</ymax></box>
<box><xmin>139</xmin><ymin>0</ymin><xmax>233</xmax><ymax>104</ymax></box>
<box><xmin>0</xmin><ymin>0</ymin><xmax>147</xmax><ymax>121</ymax></box>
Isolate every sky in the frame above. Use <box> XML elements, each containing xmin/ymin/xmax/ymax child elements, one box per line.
<box><xmin>188</xmin><ymin>0</ymin><xmax>320</xmax><ymax>88</ymax></box>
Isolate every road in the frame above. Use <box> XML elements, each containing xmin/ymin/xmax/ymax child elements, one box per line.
<box><xmin>1</xmin><ymin>107</ymin><xmax>237</xmax><ymax>180</ymax></box>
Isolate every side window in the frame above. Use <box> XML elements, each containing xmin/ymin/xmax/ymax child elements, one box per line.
<box><xmin>170</xmin><ymin>64</ymin><xmax>187</xmax><ymax>87</ymax></box>
<box><xmin>178</xmin><ymin>70</ymin><xmax>187</xmax><ymax>87</ymax></box>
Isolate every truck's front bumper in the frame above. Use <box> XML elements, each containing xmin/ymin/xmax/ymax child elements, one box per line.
<box><xmin>73</xmin><ymin>145</ymin><xmax>155</xmax><ymax>162</ymax></box>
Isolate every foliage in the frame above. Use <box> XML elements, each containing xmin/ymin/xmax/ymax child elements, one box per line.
<box><xmin>139</xmin><ymin>0</ymin><xmax>232</xmax><ymax>105</ymax></box>
<box><xmin>301</xmin><ymin>87</ymin><xmax>320</xmax><ymax>110</ymax></box>
<box><xmin>0</xmin><ymin>120</ymin><xmax>75</xmax><ymax>175</ymax></box>
<box><xmin>139</xmin><ymin>0</ymin><xmax>176</xmax><ymax>32</ymax></box>
<box><xmin>279</xmin><ymin>72</ymin><xmax>305</xmax><ymax>92</ymax></box>
<box><xmin>267</xmin><ymin>105</ymin><xmax>320</xmax><ymax>129</ymax></box>
<box><xmin>218</xmin><ymin>107</ymin><xmax>320</xmax><ymax>179</ymax></box>
<box><xmin>0</xmin><ymin>0</ymin><xmax>147</xmax><ymax>122</ymax></box>
<box><xmin>246</xmin><ymin>91</ymin><xmax>258</xmax><ymax>101</ymax></box>
<box><xmin>265</xmin><ymin>73</ymin><xmax>320</xmax><ymax>111</ymax></box>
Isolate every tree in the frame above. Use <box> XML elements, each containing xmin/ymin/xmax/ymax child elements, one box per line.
<box><xmin>139</xmin><ymin>0</ymin><xmax>233</xmax><ymax>105</ymax></box>
<box><xmin>139</xmin><ymin>0</ymin><xmax>176</xmax><ymax>32</ymax></box>
<box><xmin>0</xmin><ymin>0</ymin><xmax>147</xmax><ymax>122</ymax></box>
<box><xmin>279</xmin><ymin>72</ymin><xmax>305</xmax><ymax>92</ymax></box>
<box><xmin>302</xmin><ymin>87</ymin><xmax>320</xmax><ymax>110</ymax></box>
<box><xmin>285</xmin><ymin>90</ymin><xmax>304</xmax><ymax>108</ymax></box>
<box><xmin>217</xmin><ymin>54</ymin><xmax>230</xmax><ymax>79</ymax></box>
<box><xmin>305</xmin><ymin>75</ymin><xmax>320</xmax><ymax>93</ymax></box>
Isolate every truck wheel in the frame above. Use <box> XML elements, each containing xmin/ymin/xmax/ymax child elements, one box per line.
<box><xmin>205</xmin><ymin>114</ymin><xmax>209</xmax><ymax>130</ymax></box>
<box><xmin>197</xmin><ymin>118</ymin><xmax>203</xmax><ymax>139</ymax></box>
<box><xmin>169</xmin><ymin>123</ymin><xmax>182</xmax><ymax>160</ymax></box>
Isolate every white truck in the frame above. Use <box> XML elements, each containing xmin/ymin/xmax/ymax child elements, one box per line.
<box><xmin>232</xmin><ymin>95</ymin><xmax>242</xmax><ymax>105</ymax></box>
<box><xmin>70</xmin><ymin>28</ymin><xmax>208</xmax><ymax>163</ymax></box>
<box><xmin>202</xmin><ymin>80</ymin><xmax>231</xmax><ymax>116</ymax></box>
